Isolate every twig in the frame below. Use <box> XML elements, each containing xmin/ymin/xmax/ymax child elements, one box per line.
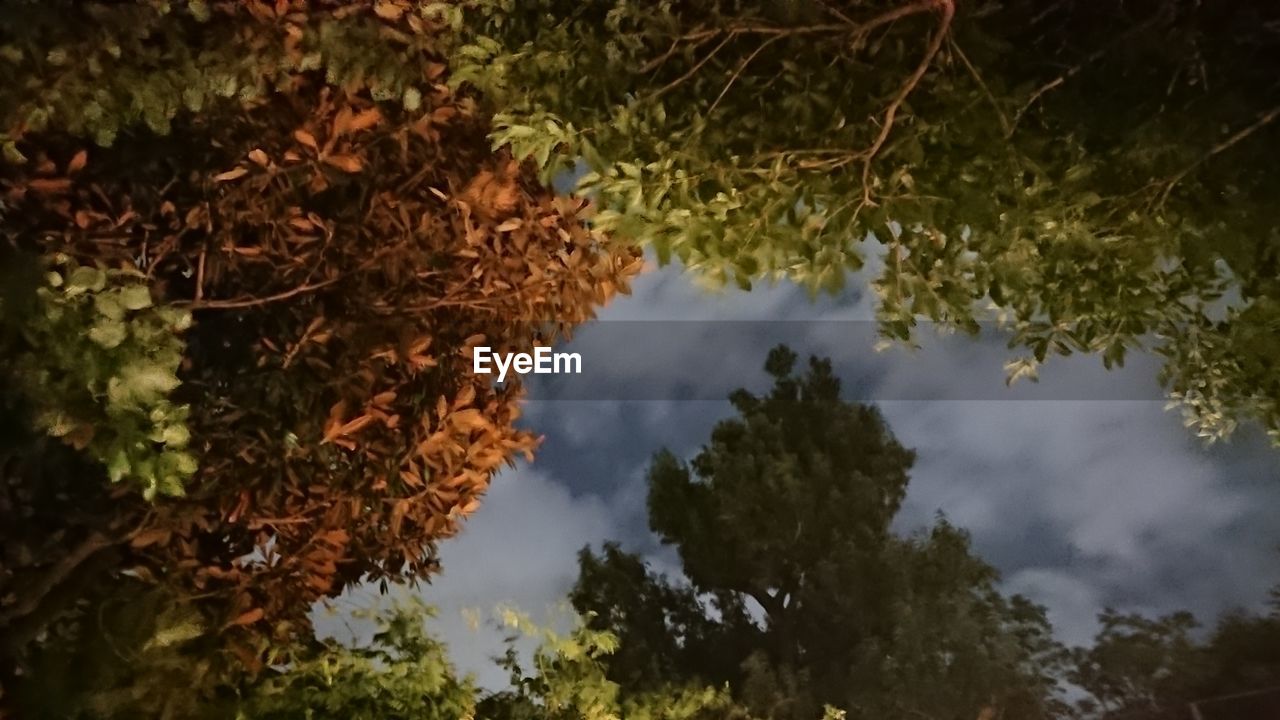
<box><xmin>655</xmin><ymin>0</ymin><xmax>950</xmax><ymax>107</ymax></box>
<box><xmin>860</xmin><ymin>0</ymin><xmax>955</xmax><ymax>206</ymax></box>
<box><xmin>194</xmin><ymin>246</ymin><xmax>207</xmax><ymax>303</ymax></box>
<box><xmin>853</xmin><ymin>0</ymin><xmax>947</xmax><ymax>40</ymax></box>
<box><xmin>0</xmin><ymin>531</ymin><xmax>115</xmax><ymax>626</ymax></box>
<box><xmin>950</xmin><ymin>38</ymin><xmax>1010</xmax><ymax>136</ymax></box>
<box><xmin>1007</xmin><ymin>9</ymin><xmax>1168</xmax><ymax>136</ymax></box>
<box><xmin>640</xmin><ymin>29</ymin><xmax>712</xmax><ymax>74</ymax></box>
<box><xmin>707</xmin><ymin>33</ymin><xmax>786</xmax><ymax>116</ymax></box>
<box><xmin>185</xmin><ymin>275</ymin><xmax>343</xmax><ymax>310</ymax></box>
<box><xmin>645</xmin><ymin>33</ymin><xmax>735</xmax><ymax>103</ymax></box>
<box><xmin>1154</xmin><ymin>103</ymin><xmax>1280</xmax><ymax>207</ymax></box>
<box><xmin>815</xmin><ymin>0</ymin><xmax>859</xmax><ymax>27</ymax></box>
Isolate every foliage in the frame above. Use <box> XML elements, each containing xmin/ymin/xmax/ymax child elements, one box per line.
<box><xmin>445</xmin><ymin>0</ymin><xmax>1280</xmax><ymax>443</ymax></box>
<box><xmin>0</xmin><ymin>0</ymin><xmax>640</xmax><ymax>703</ymax></box>
<box><xmin>1070</xmin><ymin>600</ymin><xmax>1280</xmax><ymax>719</ymax></box>
<box><xmin>244</xmin><ymin>598</ymin><xmax>477</xmax><ymax>720</ymax></box>
<box><xmin>248</xmin><ymin>601</ymin><xmax>755</xmax><ymax>720</ymax></box>
<box><xmin>6</xmin><ymin>256</ymin><xmax>195</xmax><ymax>499</ymax></box>
<box><xmin>572</xmin><ymin>346</ymin><xmax>1068</xmax><ymax>720</ymax></box>
<box><xmin>1068</xmin><ymin>609</ymin><xmax>1204</xmax><ymax>716</ymax></box>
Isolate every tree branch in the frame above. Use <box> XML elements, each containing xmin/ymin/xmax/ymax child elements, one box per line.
<box><xmin>644</xmin><ymin>32</ymin><xmax>736</xmax><ymax>103</ymax></box>
<box><xmin>860</xmin><ymin>0</ymin><xmax>955</xmax><ymax>206</ymax></box>
<box><xmin>1008</xmin><ymin>9</ymin><xmax>1169</xmax><ymax>136</ymax></box>
<box><xmin>0</xmin><ymin>531</ymin><xmax>116</xmax><ymax>627</ymax></box>
<box><xmin>183</xmin><ymin>275</ymin><xmax>343</xmax><ymax>310</ymax></box>
<box><xmin>951</xmin><ymin>38</ymin><xmax>1010</xmax><ymax>136</ymax></box>
<box><xmin>1154</xmin><ymin>103</ymin><xmax>1280</xmax><ymax>207</ymax></box>
<box><xmin>706</xmin><ymin>33</ymin><xmax>786</xmax><ymax>116</ymax></box>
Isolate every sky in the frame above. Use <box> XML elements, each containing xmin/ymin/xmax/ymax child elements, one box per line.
<box><xmin>321</xmin><ymin>255</ymin><xmax>1280</xmax><ymax>690</ymax></box>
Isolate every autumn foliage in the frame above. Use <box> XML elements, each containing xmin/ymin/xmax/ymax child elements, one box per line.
<box><xmin>0</xmin><ymin>0</ymin><xmax>639</xmax><ymax>686</ymax></box>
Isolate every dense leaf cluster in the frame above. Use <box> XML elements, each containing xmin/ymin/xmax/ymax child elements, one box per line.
<box><xmin>0</xmin><ymin>0</ymin><xmax>638</xmax><ymax>704</ymax></box>
<box><xmin>7</xmin><ymin>257</ymin><xmax>195</xmax><ymax>498</ymax></box>
<box><xmin>447</xmin><ymin>0</ymin><xmax>1280</xmax><ymax>442</ymax></box>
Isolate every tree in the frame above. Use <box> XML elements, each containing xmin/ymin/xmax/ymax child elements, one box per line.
<box><xmin>1070</xmin><ymin>596</ymin><xmax>1280</xmax><ymax>719</ymax></box>
<box><xmin>573</xmin><ymin>346</ymin><xmax>1068</xmax><ymax>720</ymax></box>
<box><xmin>445</xmin><ymin>0</ymin><xmax>1280</xmax><ymax>443</ymax></box>
<box><xmin>0</xmin><ymin>0</ymin><xmax>639</xmax><ymax>709</ymax></box>
<box><xmin>1068</xmin><ymin>610</ymin><xmax>1206</xmax><ymax>718</ymax></box>
<box><xmin>249</xmin><ymin>600</ymin><xmax>766</xmax><ymax>720</ymax></box>
<box><xmin>569</xmin><ymin>542</ymin><xmax>760</xmax><ymax>696</ymax></box>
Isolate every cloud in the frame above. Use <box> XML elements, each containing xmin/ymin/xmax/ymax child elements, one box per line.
<box><xmin>1004</xmin><ymin>567</ymin><xmax>1107</xmax><ymax>648</ymax></box>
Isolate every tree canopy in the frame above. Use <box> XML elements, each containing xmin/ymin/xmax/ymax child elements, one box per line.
<box><xmin>0</xmin><ymin>0</ymin><xmax>638</xmax><ymax>706</ymax></box>
<box><xmin>445</xmin><ymin>0</ymin><xmax>1280</xmax><ymax>443</ymax></box>
<box><xmin>572</xmin><ymin>347</ymin><xmax>1068</xmax><ymax>720</ymax></box>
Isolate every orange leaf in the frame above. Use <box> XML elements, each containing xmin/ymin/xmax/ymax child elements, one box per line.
<box><xmin>214</xmin><ymin>167</ymin><xmax>249</xmax><ymax>182</ymax></box>
<box><xmin>67</xmin><ymin>150</ymin><xmax>88</xmax><ymax>175</ymax></box>
<box><xmin>130</xmin><ymin>528</ymin><xmax>171</xmax><ymax>549</ymax></box>
<box><xmin>230</xmin><ymin>608</ymin><xmax>264</xmax><ymax>627</ymax></box>
<box><xmin>390</xmin><ymin>499</ymin><xmax>409</xmax><ymax>535</ymax></box>
<box><xmin>453</xmin><ymin>384</ymin><xmax>476</xmax><ymax>409</ymax></box>
<box><xmin>323</xmin><ymin>154</ymin><xmax>363</xmax><ymax>173</ymax></box>
<box><xmin>374</xmin><ymin>1</ymin><xmax>406</xmax><ymax>20</ymax></box>
<box><xmin>348</xmin><ymin>108</ymin><xmax>382</xmax><ymax>134</ymax></box>
<box><xmin>248</xmin><ymin>148</ymin><xmax>270</xmax><ymax>166</ymax></box>
<box><xmin>448</xmin><ymin>408</ymin><xmax>486</xmax><ymax>431</ymax></box>
<box><xmin>293</xmin><ymin>129</ymin><xmax>319</xmax><ymax>152</ymax></box>
<box><xmin>28</xmin><ymin>178</ymin><xmax>72</xmax><ymax>194</ymax></box>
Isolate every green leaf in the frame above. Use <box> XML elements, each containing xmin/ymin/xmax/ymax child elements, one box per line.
<box><xmin>119</xmin><ymin>284</ymin><xmax>153</xmax><ymax>310</ymax></box>
<box><xmin>67</xmin><ymin>265</ymin><xmax>106</xmax><ymax>294</ymax></box>
<box><xmin>88</xmin><ymin>319</ymin><xmax>128</xmax><ymax>348</ymax></box>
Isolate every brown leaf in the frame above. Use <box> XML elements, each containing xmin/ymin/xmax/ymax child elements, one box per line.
<box><xmin>374</xmin><ymin>1</ymin><xmax>406</xmax><ymax>20</ymax></box>
<box><xmin>448</xmin><ymin>408</ymin><xmax>486</xmax><ymax>431</ymax></box>
<box><xmin>28</xmin><ymin>178</ymin><xmax>72</xmax><ymax>194</ymax></box>
<box><xmin>400</xmin><ymin>469</ymin><xmax>424</xmax><ymax>488</ymax></box>
<box><xmin>293</xmin><ymin>129</ymin><xmax>319</xmax><ymax>152</ymax></box>
<box><xmin>348</xmin><ymin>108</ymin><xmax>382</xmax><ymax>134</ymax></box>
<box><xmin>248</xmin><ymin>148</ymin><xmax>270</xmax><ymax>166</ymax></box>
<box><xmin>389</xmin><ymin>499</ymin><xmax>409</xmax><ymax>536</ymax></box>
<box><xmin>229</xmin><ymin>608</ymin><xmax>264</xmax><ymax>627</ymax></box>
<box><xmin>323</xmin><ymin>154</ymin><xmax>363</xmax><ymax>173</ymax></box>
<box><xmin>453</xmin><ymin>384</ymin><xmax>476</xmax><ymax>409</ymax></box>
<box><xmin>130</xmin><ymin>528</ymin><xmax>172</xmax><ymax>549</ymax></box>
<box><xmin>67</xmin><ymin>150</ymin><xmax>88</xmax><ymax>175</ymax></box>
<box><xmin>214</xmin><ymin>167</ymin><xmax>249</xmax><ymax>182</ymax></box>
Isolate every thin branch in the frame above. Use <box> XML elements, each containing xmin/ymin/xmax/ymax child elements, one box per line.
<box><xmin>816</xmin><ymin>0</ymin><xmax>858</xmax><ymax>27</ymax></box>
<box><xmin>640</xmin><ymin>29</ymin><xmax>712</xmax><ymax>74</ymax></box>
<box><xmin>852</xmin><ymin>0</ymin><xmax>946</xmax><ymax>40</ymax></box>
<box><xmin>860</xmin><ymin>0</ymin><xmax>955</xmax><ymax>205</ymax></box>
<box><xmin>652</xmin><ymin>0</ymin><xmax>948</xmax><ymax>110</ymax></box>
<box><xmin>185</xmin><ymin>275</ymin><xmax>343</xmax><ymax>310</ymax></box>
<box><xmin>706</xmin><ymin>33</ymin><xmax>786</xmax><ymax>117</ymax></box>
<box><xmin>645</xmin><ymin>33</ymin><xmax>735</xmax><ymax>103</ymax></box>
<box><xmin>1155</xmin><ymin>103</ymin><xmax>1280</xmax><ymax>207</ymax></box>
<box><xmin>0</xmin><ymin>531</ymin><xmax>116</xmax><ymax>626</ymax></box>
<box><xmin>1008</xmin><ymin>9</ymin><xmax>1168</xmax><ymax>136</ymax></box>
<box><xmin>194</xmin><ymin>246</ymin><xmax>207</xmax><ymax>303</ymax></box>
<box><xmin>950</xmin><ymin>38</ymin><xmax>1010</xmax><ymax>136</ymax></box>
